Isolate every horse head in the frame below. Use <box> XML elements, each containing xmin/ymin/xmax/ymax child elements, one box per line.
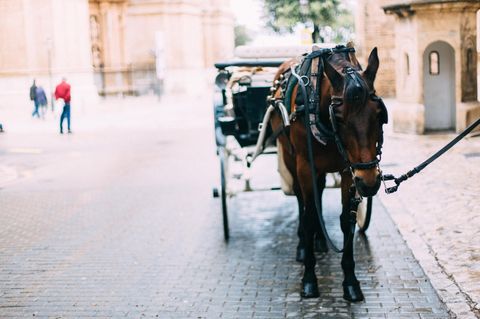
<box><xmin>324</xmin><ymin>47</ymin><xmax>387</xmax><ymax>197</ymax></box>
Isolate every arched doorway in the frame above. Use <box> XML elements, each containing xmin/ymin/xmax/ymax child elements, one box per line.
<box><xmin>423</xmin><ymin>41</ymin><xmax>455</xmax><ymax>130</ymax></box>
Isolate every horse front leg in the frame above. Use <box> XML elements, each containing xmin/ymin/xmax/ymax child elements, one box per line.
<box><xmin>295</xmin><ymin>181</ymin><xmax>306</xmax><ymax>262</ymax></box>
<box><xmin>301</xmin><ymin>195</ymin><xmax>320</xmax><ymax>298</ymax></box>
<box><xmin>340</xmin><ymin>172</ymin><xmax>364</xmax><ymax>302</ymax></box>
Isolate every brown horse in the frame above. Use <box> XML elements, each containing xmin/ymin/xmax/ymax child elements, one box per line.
<box><xmin>270</xmin><ymin>44</ymin><xmax>385</xmax><ymax>302</ymax></box>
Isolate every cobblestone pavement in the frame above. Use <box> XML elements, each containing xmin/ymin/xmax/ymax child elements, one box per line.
<box><xmin>378</xmin><ymin>99</ymin><xmax>480</xmax><ymax>319</ymax></box>
<box><xmin>0</xmin><ymin>95</ymin><xmax>450</xmax><ymax>318</ymax></box>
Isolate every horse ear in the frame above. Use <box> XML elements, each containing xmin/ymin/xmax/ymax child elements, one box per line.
<box><xmin>324</xmin><ymin>60</ymin><xmax>343</xmax><ymax>93</ymax></box>
<box><xmin>347</xmin><ymin>44</ymin><xmax>362</xmax><ymax>70</ymax></box>
<box><xmin>364</xmin><ymin>47</ymin><xmax>379</xmax><ymax>85</ymax></box>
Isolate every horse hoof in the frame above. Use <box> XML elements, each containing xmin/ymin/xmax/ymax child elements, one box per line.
<box><xmin>343</xmin><ymin>282</ymin><xmax>364</xmax><ymax>302</ymax></box>
<box><xmin>314</xmin><ymin>238</ymin><xmax>328</xmax><ymax>253</ymax></box>
<box><xmin>301</xmin><ymin>281</ymin><xmax>319</xmax><ymax>298</ymax></box>
<box><xmin>296</xmin><ymin>247</ymin><xmax>306</xmax><ymax>262</ymax></box>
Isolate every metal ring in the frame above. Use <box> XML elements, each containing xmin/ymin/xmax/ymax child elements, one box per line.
<box><xmin>300</xmin><ymin>75</ymin><xmax>309</xmax><ymax>86</ymax></box>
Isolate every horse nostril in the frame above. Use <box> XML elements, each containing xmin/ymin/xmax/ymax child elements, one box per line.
<box><xmin>354</xmin><ymin>175</ymin><xmax>381</xmax><ymax>197</ymax></box>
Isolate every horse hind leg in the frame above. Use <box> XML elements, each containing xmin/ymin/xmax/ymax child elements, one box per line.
<box><xmin>340</xmin><ymin>173</ymin><xmax>364</xmax><ymax>302</ymax></box>
<box><xmin>295</xmin><ymin>186</ymin><xmax>306</xmax><ymax>262</ymax></box>
<box><xmin>275</xmin><ymin>137</ymin><xmax>307</xmax><ymax>262</ymax></box>
<box><xmin>295</xmin><ymin>176</ymin><xmax>327</xmax><ymax>260</ymax></box>
<box><xmin>314</xmin><ymin>231</ymin><xmax>328</xmax><ymax>253</ymax></box>
<box><xmin>298</xmin><ymin>174</ymin><xmax>325</xmax><ymax>297</ymax></box>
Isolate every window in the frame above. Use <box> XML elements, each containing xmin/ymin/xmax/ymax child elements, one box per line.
<box><xmin>405</xmin><ymin>53</ymin><xmax>410</xmax><ymax>75</ymax></box>
<box><xmin>429</xmin><ymin>51</ymin><xmax>439</xmax><ymax>75</ymax></box>
<box><xmin>467</xmin><ymin>48</ymin><xmax>473</xmax><ymax>72</ymax></box>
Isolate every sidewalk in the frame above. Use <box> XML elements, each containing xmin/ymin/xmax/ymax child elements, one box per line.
<box><xmin>379</xmin><ymin>99</ymin><xmax>480</xmax><ymax>319</ymax></box>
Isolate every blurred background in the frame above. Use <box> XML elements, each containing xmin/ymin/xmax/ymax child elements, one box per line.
<box><xmin>0</xmin><ymin>0</ymin><xmax>479</xmax><ymax>133</ymax></box>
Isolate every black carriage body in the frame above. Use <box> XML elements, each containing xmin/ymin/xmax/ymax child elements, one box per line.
<box><xmin>231</xmin><ymin>86</ymin><xmax>270</xmax><ymax>146</ymax></box>
<box><xmin>214</xmin><ymin>59</ymin><xmax>283</xmax><ymax>147</ymax></box>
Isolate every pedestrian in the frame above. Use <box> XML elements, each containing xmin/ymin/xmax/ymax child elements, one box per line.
<box><xmin>35</xmin><ymin>85</ymin><xmax>48</xmax><ymax>119</ymax></box>
<box><xmin>30</xmin><ymin>79</ymin><xmax>39</xmax><ymax>118</ymax></box>
<box><xmin>54</xmin><ymin>77</ymin><xmax>72</xmax><ymax>134</ymax></box>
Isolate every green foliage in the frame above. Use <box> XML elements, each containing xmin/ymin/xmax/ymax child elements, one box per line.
<box><xmin>263</xmin><ymin>0</ymin><xmax>353</xmax><ymax>43</ymax></box>
<box><xmin>234</xmin><ymin>25</ymin><xmax>252</xmax><ymax>47</ymax></box>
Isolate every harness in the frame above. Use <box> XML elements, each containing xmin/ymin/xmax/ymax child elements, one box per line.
<box><xmin>272</xmin><ymin>45</ymin><xmax>389</xmax><ymax>253</ymax></box>
<box><xmin>286</xmin><ymin>46</ymin><xmax>388</xmax><ymax>171</ymax></box>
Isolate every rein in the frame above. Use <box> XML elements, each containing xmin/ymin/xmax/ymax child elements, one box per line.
<box><xmin>382</xmin><ymin>117</ymin><xmax>480</xmax><ymax>193</ymax></box>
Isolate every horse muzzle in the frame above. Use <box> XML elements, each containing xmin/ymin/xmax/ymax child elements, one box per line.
<box><xmin>354</xmin><ymin>174</ymin><xmax>381</xmax><ymax>197</ymax></box>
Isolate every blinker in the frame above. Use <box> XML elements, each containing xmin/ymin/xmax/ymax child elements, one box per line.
<box><xmin>344</xmin><ymin>67</ymin><xmax>361</xmax><ymax>89</ymax></box>
<box><xmin>371</xmin><ymin>94</ymin><xmax>388</xmax><ymax>124</ymax></box>
<box><xmin>343</xmin><ymin>67</ymin><xmax>365</xmax><ymax>102</ymax></box>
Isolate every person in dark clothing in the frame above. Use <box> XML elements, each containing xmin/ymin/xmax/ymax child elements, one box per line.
<box><xmin>35</xmin><ymin>86</ymin><xmax>48</xmax><ymax>118</ymax></box>
<box><xmin>30</xmin><ymin>79</ymin><xmax>39</xmax><ymax>118</ymax></box>
<box><xmin>54</xmin><ymin>77</ymin><xmax>72</xmax><ymax>134</ymax></box>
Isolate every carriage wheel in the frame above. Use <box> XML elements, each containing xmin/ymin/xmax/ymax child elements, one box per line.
<box><xmin>219</xmin><ymin>147</ymin><xmax>230</xmax><ymax>241</ymax></box>
<box><xmin>356</xmin><ymin>197</ymin><xmax>373</xmax><ymax>232</ymax></box>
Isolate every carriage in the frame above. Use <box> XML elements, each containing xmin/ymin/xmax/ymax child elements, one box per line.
<box><xmin>212</xmin><ymin>45</ymin><xmax>373</xmax><ymax>242</ymax></box>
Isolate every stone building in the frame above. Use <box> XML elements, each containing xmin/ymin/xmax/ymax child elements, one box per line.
<box><xmin>0</xmin><ymin>0</ymin><xmax>97</xmax><ymax>107</ymax></box>
<box><xmin>355</xmin><ymin>0</ymin><xmax>398</xmax><ymax>98</ymax></box>
<box><xmin>356</xmin><ymin>0</ymin><xmax>480</xmax><ymax>133</ymax></box>
<box><xmin>88</xmin><ymin>0</ymin><xmax>234</xmax><ymax>96</ymax></box>
<box><xmin>0</xmin><ymin>0</ymin><xmax>234</xmax><ymax>106</ymax></box>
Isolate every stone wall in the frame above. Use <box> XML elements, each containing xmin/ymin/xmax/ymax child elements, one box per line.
<box><xmin>0</xmin><ymin>0</ymin><xmax>98</xmax><ymax>107</ymax></box>
<box><xmin>125</xmin><ymin>0</ymin><xmax>234</xmax><ymax>94</ymax></box>
<box><xmin>357</xmin><ymin>1</ymin><xmax>480</xmax><ymax>133</ymax></box>
<box><xmin>0</xmin><ymin>0</ymin><xmax>234</xmax><ymax>104</ymax></box>
<box><xmin>89</xmin><ymin>0</ymin><xmax>234</xmax><ymax>95</ymax></box>
<box><xmin>385</xmin><ymin>2</ymin><xmax>480</xmax><ymax>133</ymax></box>
<box><xmin>355</xmin><ymin>0</ymin><xmax>397</xmax><ymax>97</ymax></box>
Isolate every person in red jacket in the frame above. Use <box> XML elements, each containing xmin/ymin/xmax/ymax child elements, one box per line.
<box><xmin>54</xmin><ymin>77</ymin><xmax>71</xmax><ymax>134</ymax></box>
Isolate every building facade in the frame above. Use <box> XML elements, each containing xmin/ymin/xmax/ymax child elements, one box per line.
<box><xmin>356</xmin><ymin>0</ymin><xmax>480</xmax><ymax>133</ymax></box>
<box><xmin>0</xmin><ymin>0</ymin><xmax>97</xmax><ymax>107</ymax></box>
<box><xmin>355</xmin><ymin>0</ymin><xmax>398</xmax><ymax>98</ymax></box>
<box><xmin>0</xmin><ymin>0</ymin><xmax>234</xmax><ymax>106</ymax></box>
<box><xmin>88</xmin><ymin>0</ymin><xmax>234</xmax><ymax>96</ymax></box>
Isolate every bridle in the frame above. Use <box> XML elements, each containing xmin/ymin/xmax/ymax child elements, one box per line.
<box><xmin>291</xmin><ymin>54</ymin><xmax>389</xmax><ymax>174</ymax></box>
<box><xmin>328</xmin><ymin>66</ymin><xmax>388</xmax><ymax>172</ymax></box>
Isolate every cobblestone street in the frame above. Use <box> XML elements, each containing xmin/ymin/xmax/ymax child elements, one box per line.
<box><xmin>378</xmin><ymin>100</ymin><xmax>480</xmax><ymax>319</ymax></box>
<box><xmin>0</xmin><ymin>94</ymin><xmax>454</xmax><ymax>318</ymax></box>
